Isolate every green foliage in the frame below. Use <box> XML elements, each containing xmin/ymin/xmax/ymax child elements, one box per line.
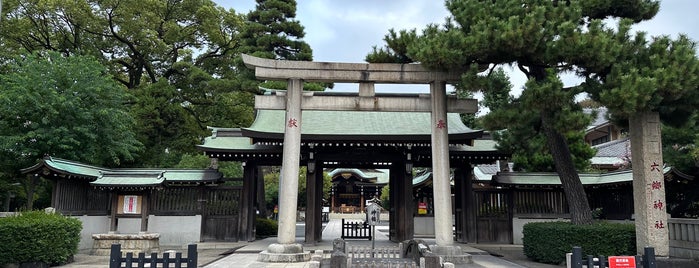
<box><xmin>662</xmin><ymin>117</ymin><xmax>699</xmax><ymax>217</ymax></box>
<box><xmin>175</xmin><ymin>154</ymin><xmax>243</xmax><ymax>180</ymax></box>
<box><xmin>0</xmin><ymin>211</ymin><xmax>82</xmax><ymax>265</ymax></box>
<box><xmin>481</xmin><ymin>72</ymin><xmax>594</xmax><ymax>172</ymax></box>
<box><xmin>255</xmin><ymin>217</ymin><xmax>278</xmax><ymax>238</ymax></box>
<box><xmin>366</xmin><ymin>0</ymin><xmax>695</xmax><ymax>225</ymax></box>
<box><xmin>366</xmin><ymin>29</ymin><xmax>418</xmax><ymax>64</ymax></box>
<box><xmin>0</xmin><ymin>0</ymin><xmax>253</xmax><ymax>168</ymax></box>
<box><xmin>0</xmin><ymin>52</ymin><xmax>142</xmax><ymax>167</ymax></box>
<box><xmin>0</xmin><ymin>0</ymin><xmax>244</xmax><ymax>89</ymax></box>
<box><xmin>522</xmin><ymin>221</ymin><xmax>635</xmax><ymax>264</ymax></box>
<box><xmin>380</xmin><ymin>185</ymin><xmax>390</xmax><ymax>212</ymax></box>
<box><xmin>236</xmin><ymin>0</ymin><xmax>330</xmax><ymax>92</ymax></box>
<box><xmin>0</xmin><ymin>52</ymin><xmax>142</xmax><ymax>209</ymax></box>
<box><xmin>589</xmin><ymin>32</ymin><xmax>699</xmax><ymax>120</ymax></box>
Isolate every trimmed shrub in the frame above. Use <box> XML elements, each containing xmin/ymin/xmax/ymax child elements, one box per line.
<box><xmin>0</xmin><ymin>211</ymin><xmax>82</xmax><ymax>265</ymax></box>
<box><xmin>523</xmin><ymin>221</ymin><xmax>635</xmax><ymax>264</ymax></box>
<box><xmin>256</xmin><ymin>217</ymin><xmax>278</xmax><ymax>238</ymax></box>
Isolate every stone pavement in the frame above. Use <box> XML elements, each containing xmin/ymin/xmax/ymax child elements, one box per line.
<box><xmin>202</xmin><ymin>222</ymin><xmax>538</xmax><ymax>267</ymax></box>
<box><xmin>59</xmin><ymin>219</ymin><xmax>562</xmax><ymax>267</ymax></box>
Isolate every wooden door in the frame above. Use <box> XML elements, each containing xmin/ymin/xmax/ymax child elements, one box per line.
<box><xmin>475</xmin><ymin>190</ymin><xmax>512</xmax><ymax>243</ymax></box>
<box><xmin>201</xmin><ymin>187</ymin><xmax>241</xmax><ymax>242</ymax></box>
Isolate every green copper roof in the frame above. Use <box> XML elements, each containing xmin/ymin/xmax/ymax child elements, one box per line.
<box><xmin>91</xmin><ymin>169</ymin><xmax>222</xmax><ymax>188</ymax></box>
<box><xmin>21</xmin><ymin>157</ymin><xmax>104</xmax><ymax>178</ymax></box>
<box><xmin>22</xmin><ymin>157</ymin><xmax>223</xmax><ymax>188</ymax></box>
<box><xmin>242</xmin><ymin>110</ymin><xmax>481</xmax><ymax>141</ymax></box>
<box><xmin>198</xmin><ymin>127</ymin><xmax>281</xmax><ymax>152</ymax></box>
<box><xmin>328</xmin><ymin>168</ymin><xmax>376</xmax><ymax>180</ymax></box>
<box><xmin>493</xmin><ymin>167</ymin><xmax>673</xmax><ymax>186</ymax></box>
<box><xmin>92</xmin><ymin>171</ymin><xmax>165</xmax><ymax>187</ymax></box>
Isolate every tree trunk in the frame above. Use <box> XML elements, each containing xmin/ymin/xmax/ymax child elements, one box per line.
<box><xmin>22</xmin><ymin>175</ymin><xmax>40</xmax><ymax>211</ymax></box>
<box><xmin>541</xmin><ymin>112</ymin><xmax>594</xmax><ymax>225</ymax></box>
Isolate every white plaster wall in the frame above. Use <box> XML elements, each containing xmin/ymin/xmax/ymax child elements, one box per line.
<box><xmin>147</xmin><ymin>215</ymin><xmax>202</xmax><ymax>246</ymax></box>
<box><xmin>414</xmin><ymin>217</ymin><xmax>435</xmax><ymax>236</ymax></box>
<box><xmin>512</xmin><ymin>217</ymin><xmax>569</xmax><ymax>245</ymax></box>
<box><xmin>72</xmin><ymin>215</ymin><xmax>110</xmax><ymax>252</ymax></box>
<box><xmin>116</xmin><ymin>218</ymin><xmax>142</xmax><ymax>234</ymax></box>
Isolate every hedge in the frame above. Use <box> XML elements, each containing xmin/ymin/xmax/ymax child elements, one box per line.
<box><xmin>256</xmin><ymin>217</ymin><xmax>278</xmax><ymax>238</ymax></box>
<box><xmin>522</xmin><ymin>221</ymin><xmax>635</xmax><ymax>264</ymax></box>
<box><xmin>0</xmin><ymin>211</ymin><xmax>82</xmax><ymax>265</ymax></box>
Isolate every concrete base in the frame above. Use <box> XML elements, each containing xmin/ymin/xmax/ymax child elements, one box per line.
<box><xmin>91</xmin><ymin>232</ymin><xmax>160</xmax><ymax>256</ymax></box>
<box><xmin>429</xmin><ymin>245</ymin><xmax>473</xmax><ymax>264</ymax></box>
<box><xmin>257</xmin><ymin>243</ymin><xmax>311</xmax><ymax>262</ymax></box>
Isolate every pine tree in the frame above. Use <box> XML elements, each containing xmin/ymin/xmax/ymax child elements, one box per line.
<box><xmin>236</xmin><ymin>0</ymin><xmax>328</xmax><ymax>92</ymax></box>
<box><xmin>367</xmin><ymin>0</ymin><xmax>685</xmax><ymax>225</ymax></box>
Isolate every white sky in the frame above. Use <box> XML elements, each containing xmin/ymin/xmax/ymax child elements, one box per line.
<box><xmin>216</xmin><ymin>0</ymin><xmax>699</xmax><ymax>99</ymax></box>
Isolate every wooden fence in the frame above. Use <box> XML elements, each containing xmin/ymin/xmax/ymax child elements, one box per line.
<box><xmin>341</xmin><ymin>219</ymin><xmax>372</xmax><ymax>240</ymax></box>
<box><xmin>668</xmin><ymin>218</ymin><xmax>699</xmax><ymax>260</ymax></box>
<box><xmin>109</xmin><ymin>244</ymin><xmax>197</xmax><ymax>268</ymax></box>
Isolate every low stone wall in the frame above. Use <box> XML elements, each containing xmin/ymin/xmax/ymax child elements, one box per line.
<box><xmin>91</xmin><ymin>233</ymin><xmax>160</xmax><ymax>256</ymax></box>
<box><xmin>669</xmin><ymin>218</ymin><xmax>699</xmax><ymax>260</ymax></box>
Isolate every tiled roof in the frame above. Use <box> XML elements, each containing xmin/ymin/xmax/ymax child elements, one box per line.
<box><xmin>473</xmin><ymin>164</ymin><xmax>499</xmax><ymax>181</ymax></box>
<box><xmin>590</xmin><ymin>138</ymin><xmax>630</xmax><ymax>166</ymax></box>
<box><xmin>584</xmin><ymin>107</ymin><xmax>609</xmax><ymax>132</ymax></box>
<box><xmin>593</xmin><ymin>138</ymin><xmax>630</xmax><ymax>157</ymax></box>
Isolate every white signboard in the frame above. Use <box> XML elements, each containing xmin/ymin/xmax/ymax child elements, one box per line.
<box><xmin>366</xmin><ymin>203</ymin><xmax>381</xmax><ymax>226</ymax></box>
<box><xmin>123</xmin><ymin>195</ymin><xmax>139</xmax><ymax>214</ymax></box>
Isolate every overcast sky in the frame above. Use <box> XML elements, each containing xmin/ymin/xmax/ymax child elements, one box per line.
<box><xmin>216</xmin><ymin>1</ymin><xmax>699</xmax><ymax>96</ymax></box>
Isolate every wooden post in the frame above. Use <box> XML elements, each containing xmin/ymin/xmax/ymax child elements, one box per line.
<box><xmin>315</xmin><ymin>161</ymin><xmax>324</xmax><ymax>242</ymax></box>
<box><xmin>571</xmin><ymin>246</ymin><xmax>582</xmax><ymax>268</ymax></box>
<box><xmin>454</xmin><ymin>167</ymin><xmax>470</xmax><ymax>243</ymax></box>
<box><xmin>305</xmin><ymin>160</ymin><xmax>318</xmax><ymax>244</ymax></box>
<box><xmin>140</xmin><ymin>193</ymin><xmax>149</xmax><ymax>232</ymax></box>
<box><xmin>256</xmin><ymin>166</ymin><xmax>267</xmax><ymax>219</ymax></box>
<box><xmin>187</xmin><ymin>244</ymin><xmax>198</xmax><ymax>267</ymax></box>
<box><xmin>109</xmin><ymin>244</ymin><xmax>121</xmax><ymax>268</ymax></box>
<box><xmin>110</xmin><ymin>193</ymin><xmax>118</xmax><ymax>232</ymax></box>
<box><xmin>390</xmin><ymin>159</ymin><xmax>414</xmax><ymax>242</ymax></box>
<box><xmin>241</xmin><ymin>161</ymin><xmax>257</xmax><ymax>241</ymax></box>
<box><xmin>643</xmin><ymin>247</ymin><xmax>656</xmax><ymax>268</ymax></box>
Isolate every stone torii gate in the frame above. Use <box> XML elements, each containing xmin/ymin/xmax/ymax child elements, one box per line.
<box><xmin>242</xmin><ymin>54</ymin><xmax>476</xmax><ymax>262</ymax></box>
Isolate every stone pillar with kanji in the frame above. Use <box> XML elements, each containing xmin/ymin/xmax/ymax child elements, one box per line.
<box><xmin>258</xmin><ymin>78</ymin><xmax>310</xmax><ymax>262</ymax></box>
<box><xmin>629</xmin><ymin>111</ymin><xmax>669</xmax><ymax>256</ymax></box>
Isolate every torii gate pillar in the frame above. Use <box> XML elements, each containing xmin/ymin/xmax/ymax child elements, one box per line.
<box><xmin>430</xmin><ymin>80</ymin><xmax>454</xmax><ymax>246</ymax></box>
<box><xmin>257</xmin><ymin>78</ymin><xmax>311</xmax><ymax>262</ymax></box>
